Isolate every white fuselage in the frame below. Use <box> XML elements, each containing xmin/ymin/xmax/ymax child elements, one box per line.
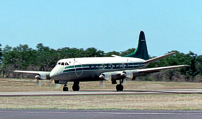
<box><xmin>50</xmin><ymin>57</ymin><xmax>146</xmax><ymax>82</ymax></box>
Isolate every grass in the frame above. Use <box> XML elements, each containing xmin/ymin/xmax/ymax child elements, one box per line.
<box><xmin>1</xmin><ymin>94</ymin><xmax>202</xmax><ymax>110</ymax></box>
<box><xmin>1</xmin><ymin>78</ymin><xmax>202</xmax><ymax>92</ymax></box>
<box><xmin>1</xmin><ymin>78</ymin><xmax>202</xmax><ymax>110</ymax></box>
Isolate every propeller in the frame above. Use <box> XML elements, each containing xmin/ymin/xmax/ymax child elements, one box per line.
<box><xmin>35</xmin><ymin>73</ymin><xmax>52</xmax><ymax>87</ymax></box>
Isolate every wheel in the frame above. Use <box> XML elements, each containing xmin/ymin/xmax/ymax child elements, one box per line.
<box><xmin>120</xmin><ymin>85</ymin><xmax>123</xmax><ymax>91</ymax></box>
<box><xmin>116</xmin><ymin>84</ymin><xmax>123</xmax><ymax>91</ymax></box>
<box><xmin>63</xmin><ymin>87</ymin><xmax>68</xmax><ymax>91</ymax></box>
<box><xmin>72</xmin><ymin>85</ymin><xmax>80</xmax><ymax>91</ymax></box>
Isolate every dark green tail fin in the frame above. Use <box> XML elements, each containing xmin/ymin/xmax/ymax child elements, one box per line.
<box><xmin>123</xmin><ymin>31</ymin><xmax>149</xmax><ymax>60</ymax></box>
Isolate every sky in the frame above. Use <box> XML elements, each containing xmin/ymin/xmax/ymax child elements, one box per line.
<box><xmin>0</xmin><ymin>0</ymin><xmax>202</xmax><ymax>56</ymax></box>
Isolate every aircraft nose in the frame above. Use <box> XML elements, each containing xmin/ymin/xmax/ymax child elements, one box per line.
<box><xmin>50</xmin><ymin>67</ymin><xmax>58</xmax><ymax>79</ymax></box>
<box><xmin>50</xmin><ymin>66</ymin><xmax>63</xmax><ymax>79</ymax></box>
<box><xmin>50</xmin><ymin>71</ymin><xmax>56</xmax><ymax>79</ymax></box>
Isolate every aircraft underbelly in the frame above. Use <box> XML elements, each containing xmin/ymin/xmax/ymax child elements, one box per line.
<box><xmin>59</xmin><ymin>69</ymin><xmax>122</xmax><ymax>82</ymax></box>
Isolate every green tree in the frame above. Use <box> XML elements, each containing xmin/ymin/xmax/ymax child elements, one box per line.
<box><xmin>1</xmin><ymin>45</ymin><xmax>37</xmax><ymax>78</ymax></box>
<box><xmin>104</xmin><ymin>51</ymin><xmax>120</xmax><ymax>57</ymax></box>
<box><xmin>85</xmin><ymin>47</ymin><xmax>104</xmax><ymax>57</ymax></box>
<box><xmin>36</xmin><ymin>43</ymin><xmax>57</xmax><ymax>71</ymax></box>
<box><xmin>57</xmin><ymin>47</ymin><xmax>71</xmax><ymax>59</ymax></box>
<box><xmin>13</xmin><ymin>44</ymin><xmax>37</xmax><ymax>70</ymax></box>
<box><xmin>182</xmin><ymin>52</ymin><xmax>199</xmax><ymax>81</ymax></box>
<box><xmin>196</xmin><ymin>55</ymin><xmax>202</xmax><ymax>75</ymax></box>
<box><xmin>120</xmin><ymin>48</ymin><xmax>136</xmax><ymax>56</ymax></box>
<box><xmin>0</xmin><ymin>44</ymin><xmax>2</xmax><ymax>63</ymax></box>
<box><xmin>67</xmin><ymin>48</ymin><xmax>85</xmax><ymax>58</ymax></box>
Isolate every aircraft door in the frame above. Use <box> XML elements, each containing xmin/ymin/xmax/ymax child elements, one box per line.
<box><xmin>73</xmin><ymin>60</ymin><xmax>83</xmax><ymax>77</ymax></box>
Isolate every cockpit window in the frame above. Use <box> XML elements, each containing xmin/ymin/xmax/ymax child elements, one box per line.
<box><xmin>57</xmin><ymin>62</ymin><xmax>69</xmax><ymax>65</ymax></box>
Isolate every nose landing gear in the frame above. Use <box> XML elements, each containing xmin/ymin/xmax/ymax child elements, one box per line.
<box><xmin>63</xmin><ymin>84</ymin><xmax>68</xmax><ymax>91</ymax></box>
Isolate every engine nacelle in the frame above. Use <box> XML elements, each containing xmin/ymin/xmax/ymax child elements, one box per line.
<box><xmin>54</xmin><ymin>80</ymin><xmax>68</xmax><ymax>84</ymax></box>
<box><xmin>99</xmin><ymin>70</ymin><xmax>142</xmax><ymax>81</ymax></box>
<box><xmin>35</xmin><ymin>73</ymin><xmax>50</xmax><ymax>80</ymax></box>
<box><xmin>124</xmin><ymin>70</ymin><xmax>141</xmax><ymax>80</ymax></box>
<box><xmin>99</xmin><ymin>71</ymin><xmax>123</xmax><ymax>81</ymax></box>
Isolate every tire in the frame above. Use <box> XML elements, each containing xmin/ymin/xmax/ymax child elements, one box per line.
<box><xmin>63</xmin><ymin>87</ymin><xmax>68</xmax><ymax>91</ymax></box>
<box><xmin>116</xmin><ymin>84</ymin><xmax>123</xmax><ymax>91</ymax></box>
<box><xmin>72</xmin><ymin>85</ymin><xmax>80</xmax><ymax>91</ymax></box>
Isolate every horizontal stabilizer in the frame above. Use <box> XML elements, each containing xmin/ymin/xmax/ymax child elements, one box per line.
<box><xmin>144</xmin><ymin>52</ymin><xmax>175</xmax><ymax>64</ymax></box>
<box><xmin>111</xmin><ymin>55</ymin><xmax>121</xmax><ymax>57</ymax></box>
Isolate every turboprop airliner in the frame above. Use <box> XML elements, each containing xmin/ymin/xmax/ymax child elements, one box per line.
<box><xmin>14</xmin><ymin>31</ymin><xmax>188</xmax><ymax>91</ymax></box>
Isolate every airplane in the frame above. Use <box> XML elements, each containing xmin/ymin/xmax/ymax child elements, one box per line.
<box><xmin>14</xmin><ymin>31</ymin><xmax>188</xmax><ymax>91</ymax></box>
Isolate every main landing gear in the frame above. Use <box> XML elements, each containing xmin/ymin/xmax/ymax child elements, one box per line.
<box><xmin>116</xmin><ymin>84</ymin><xmax>123</xmax><ymax>91</ymax></box>
<box><xmin>72</xmin><ymin>82</ymin><xmax>80</xmax><ymax>91</ymax></box>
<box><xmin>116</xmin><ymin>79</ymin><xmax>124</xmax><ymax>91</ymax></box>
<box><xmin>63</xmin><ymin>82</ymin><xmax>80</xmax><ymax>91</ymax></box>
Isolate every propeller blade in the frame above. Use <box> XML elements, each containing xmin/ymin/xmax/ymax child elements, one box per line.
<box><xmin>48</xmin><ymin>79</ymin><xmax>54</xmax><ymax>85</ymax></box>
<box><xmin>122</xmin><ymin>79</ymin><xmax>127</xmax><ymax>85</ymax></box>
<box><xmin>55</xmin><ymin>84</ymin><xmax>62</xmax><ymax>89</ymax></box>
<box><xmin>100</xmin><ymin>80</ymin><xmax>105</xmax><ymax>87</ymax></box>
<box><xmin>36</xmin><ymin>79</ymin><xmax>41</xmax><ymax>87</ymax></box>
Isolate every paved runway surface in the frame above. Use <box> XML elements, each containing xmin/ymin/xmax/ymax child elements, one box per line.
<box><xmin>0</xmin><ymin>89</ymin><xmax>202</xmax><ymax>97</ymax></box>
<box><xmin>1</xmin><ymin>109</ymin><xmax>202</xmax><ymax>119</ymax></box>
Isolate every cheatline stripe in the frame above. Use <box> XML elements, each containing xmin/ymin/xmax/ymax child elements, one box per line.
<box><xmin>64</xmin><ymin>63</ymin><xmax>146</xmax><ymax>69</ymax></box>
<box><xmin>63</xmin><ymin>65</ymin><xmax>145</xmax><ymax>73</ymax></box>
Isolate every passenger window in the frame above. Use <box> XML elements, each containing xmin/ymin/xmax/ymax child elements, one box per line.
<box><xmin>65</xmin><ymin>62</ymin><xmax>69</xmax><ymax>65</ymax></box>
<box><xmin>99</xmin><ymin>64</ymin><xmax>103</xmax><ymax>69</ymax></box>
<box><xmin>125</xmin><ymin>63</ymin><xmax>128</xmax><ymax>68</ymax></box>
<box><xmin>58</xmin><ymin>62</ymin><xmax>61</xmax><ymax>65</ymax></box>
<box><xmin>106</xmin><ymin>64</ymin><xmax>109</xmax><ymax>68</ymax></box>
<box><xmin>110</xmin><ymin>64</ymin><xmax>113</xmax><ymax>69</ymax></box>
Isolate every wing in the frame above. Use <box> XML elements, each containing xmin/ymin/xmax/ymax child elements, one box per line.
<box><xmin>14</xmin><ymin>70</ymin><xmax>51</xmax><ymax>80</ymax></box>
<box><xmin>14</xmin><ymin>70</ymin><xmax>50</xmax><ymax>74</ymax></box>
<box><xmin>99</xmin><ymin>65</ymin><xmax>188</xmax><ymax>80</ymax></box>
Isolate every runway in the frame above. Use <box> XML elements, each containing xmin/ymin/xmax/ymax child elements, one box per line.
<box><xmin>1</xmin><ymin>109</ymin><xmax>202</xmax><ymax>119</ymax></box>
<box><xmin>1</xmin><ymin>89</ymin><xmax>202</xmax><ymax>97</ymax></box>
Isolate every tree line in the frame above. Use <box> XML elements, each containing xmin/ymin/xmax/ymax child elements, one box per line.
<box><xmin>0</xmin><ymin>43</ymin><xmax>201</xmax><ymax>82</ymax></box>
